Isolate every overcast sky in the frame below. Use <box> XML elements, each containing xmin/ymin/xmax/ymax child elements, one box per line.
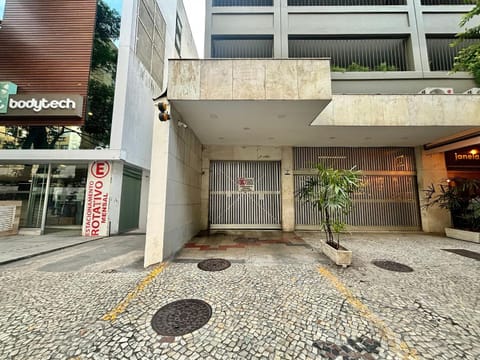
<box><xmin>183</xmin><ymin>0</ymin><xmax>206</xmax><ymax>57</ymax></box>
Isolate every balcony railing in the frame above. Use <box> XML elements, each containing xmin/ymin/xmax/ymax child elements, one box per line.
<box><xmin>213</xmin><ymin>0</ymin><xmax>273</xmax><ymax>6</ymax></box>
<box><xmin>211</xmin><ymin>36</ymin><xmax>274</xmax><ymax>58</ymax></box>
<box><xmin>289</xmin><ymin>37</ymin><xmax>410</xmax><ymax>71</ymax></box>
<box><xmin>421</xmin><ymin>0</ymin><xmax>476</xmax><ymax>5</ymax></box>
<box><xmin>288</xmin><ymin>0</ymin><xmax>406</xmax><ymax>5</ymax></box>
<box><xmin>427</xmin><ymin>37</ymin><xmax>479</xmax><ymax>71</ymax></box>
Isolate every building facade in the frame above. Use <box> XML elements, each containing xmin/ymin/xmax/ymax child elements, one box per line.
<box><xmin>144</xmin><ymin>0</ymin><xmax>480</xmax><ymax>266</ymax></box>
<box><xmin>0</xmin><ymin>0</ymin><xmax>197</xmax><ymax>236</ymax></box>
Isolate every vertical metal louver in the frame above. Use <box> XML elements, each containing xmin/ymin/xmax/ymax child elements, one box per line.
<box><xmin>212</xmin><ymin>37</ymin><xmax>274</xmax><ymax>58</ymax></box>
<box><xmin>294</xmin><ymin>148</ymin><xmax>421</xmax><ymax>230</ymax></box>
<box><xmin>289</xmin><ymin>37</ymin><xmax>410</xmax><ymax>71</ymax></box>
<box><xmin>427</xmin><ymin>37</ymin><xmax>479</xmax><ymax>71</ymax></box>
<box><xmin>209</xmin><ymin>161</ymin><xmax>281</xmax><ymax>229</ymax></box>
<box><xmin>213</xmin><ymin>0</ymin><xmax>273</xmax><ymax>6</ymax></box>
<box><xmin>288</xmin><ymin>0</ymin><xmax>406</xmax><ymax>5</ymax></box>
<box><xmin>421</xmin><ymin>0</ymin><xmax>476</xmax><ymax>5</ymax></box>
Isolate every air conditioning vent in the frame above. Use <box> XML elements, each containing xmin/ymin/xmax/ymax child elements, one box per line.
<box><xmin>419</xmin><ymin>87</ymin><xmax>454</xmax><ymax>95</ymax></box>
<box><xmin>463</xmin><ymin>88</ymin><xmax>480</xmax><ymax>95</ymax></box>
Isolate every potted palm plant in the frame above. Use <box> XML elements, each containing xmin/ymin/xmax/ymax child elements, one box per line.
<box><xmin>424</xmin><ymin>178</ymin><xmax>480</xmax><ymax>243</ymax></box>
<box><xmin>296</xmin><ymin>163</ymin><xmax>362</xmax><ymax>267</ymax></box>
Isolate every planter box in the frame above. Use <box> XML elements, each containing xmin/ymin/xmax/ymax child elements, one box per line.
<box><xmin>321</xmin><ymin>241</ymin><xmax>352</xmax><ymax>267</ymax></box>
<box><xmin>445</xmin><ymin>227</ymin><xmax>480</xmax><ymax>244</ymax></box>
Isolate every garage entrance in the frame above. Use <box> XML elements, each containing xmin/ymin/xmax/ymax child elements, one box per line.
<box><xmin>209</xmin><ymin>161</ymin><xmax>281</xmax><ymax>229</ymax></box>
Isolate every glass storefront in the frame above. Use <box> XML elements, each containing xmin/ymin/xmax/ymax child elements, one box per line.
<box><xmin>0</xmin><ymin>164</ymin><xmax>87</xmax><ymax>230</ymax></box>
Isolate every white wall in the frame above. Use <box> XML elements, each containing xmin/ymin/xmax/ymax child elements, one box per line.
<box><xmin>163</xmin><ymin>112</ymin><xmax>202</xmax><ymax>259</ymax></box>
<box><xmin>111</xmin><ymin>0</ymin><xmax>198</xmax><ymax>170</ymax></box>
<box><xmin>145</xmin><ymin>112</ymin><xmax>202</xmax><ymax>266</ymax></box>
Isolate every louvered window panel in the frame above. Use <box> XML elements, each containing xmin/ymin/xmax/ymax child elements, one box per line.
<box><xmin>427</xmin><ymin>37</ymin><xmax>480</xmax><ymax>71</ymax></box>
<box><xmin>288</xmin><ymin>0</ymin><xmax>406</xmax><ymax>5</ymax></box>
<box><xmin>289</xmin><ymin>37</ymin><xmax>410</xmax><ymax>71</ymax></box>
<box><xmin>212</xmin><ymin>36</ymin><xmax>274</xmax><ymax>58</ymax></box>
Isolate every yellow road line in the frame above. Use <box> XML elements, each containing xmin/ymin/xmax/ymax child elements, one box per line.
<box><xmin>102</xmin><ymin>262</ymin><xmax>168</xmax><ymax>321</ymax></box>
<box><xmin>318</xmin><ymin>266</ymin><xmax>418</xmax><ymax>360</ymax></box>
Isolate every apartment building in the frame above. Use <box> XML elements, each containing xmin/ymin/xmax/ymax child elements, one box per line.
<box><xmin>0</xmin><ymin>0</ymin><xmax>197</xmax><ymax>236</ymax></box>
<box><xmin>145</xmin><ymin>0</ymin><xmax>480</xmax><ymax>265</ymax></box>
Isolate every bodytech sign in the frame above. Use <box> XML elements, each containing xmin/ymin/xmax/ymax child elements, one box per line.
<box><xmin>0</xmin><ymin>81</ymin><xmax>83</xmax><ymax>120</ymax></box>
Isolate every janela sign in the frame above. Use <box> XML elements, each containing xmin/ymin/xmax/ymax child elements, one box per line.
<box><xmin>445</xmin><ymin>147</ymin><xmax>480</xmax><ymax>170</ymax></box>
<box><xmin>0</xmin><ymin>81</ymin><xmax>83</xmax><ymax>119</ymax></box>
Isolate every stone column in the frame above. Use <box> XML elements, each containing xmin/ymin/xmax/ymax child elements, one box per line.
<box><xmin>415</xmin><ymin>147</ymin><xmax>451</xmax><ymax>233</ymax></box>
<box><xmin>282</xmin><ymin>146</ymin><xmax>295</xmax><ymax>232</ymax></box>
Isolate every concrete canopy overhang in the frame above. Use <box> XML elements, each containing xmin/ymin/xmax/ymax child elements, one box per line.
<box><xmin>168</xmin><ymin>58</ymin><xmax>332</xmax><ymax>144</ymax></box>
<box><xmin>168</xmin><ymin>59</ymin><xmax>480</xmax><ymax>147</ymax></box>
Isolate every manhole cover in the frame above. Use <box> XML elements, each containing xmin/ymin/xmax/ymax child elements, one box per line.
<box><xmin>151</xmin><ymin>299</ymin><xmax>212</xmax><ymax>336</ymax></box>
<box><xmin>234</xmin><ymin>236</ymin><xmax>259</xmax><ymax>243</ymax></box>
<box><xmin>197</xmin><ymin>258</ymin><xmax>231</xmax><ymax>271</ymax></box>
<box><xmin>372</xmin><ymin>260</ymin><xmax>414</xmax><ymax>273</ymax></box>
<box><xmin>442</xmin><ymin>249</ymin><xmax>480</xmax><ymax>261</ymax></box>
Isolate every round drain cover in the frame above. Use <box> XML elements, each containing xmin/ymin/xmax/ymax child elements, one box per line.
<box><xmin>151</xmin><ymin>299</ymin><xmax>212</xmax><ymax>336</ymax></box>
<box><xmin>198</xmin><ymin>258</ymin><xmax>231</xmax><ymax>272</ymax></box>
<box><xmin>372</xmin><ymin>260</ymin><xmax>413</xmax><ymax>273</ymax></box>
<box><xmin>234</xmin><ymin>236</ymin><xmax>259</xmax><ymax>243</ymax></box>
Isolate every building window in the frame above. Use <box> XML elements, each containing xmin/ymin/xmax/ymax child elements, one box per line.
<box><xmin>426</xmin><ymin>36</ymin><xmax>479</xmax><ymax>72</ymax></box>
<box><xmin>289</xmin><ymin>36</ymin><xmax>411</xmax><ymax>71</ymax></box>
<box><xmin>135</xmin><ymin>0</ymin><xmax>166</xmax><ymax>87</ymax></box>
<box><xmin>213</xmin><ymin>0</ymin><xmax>273</xmax><ymax>6</ymax></box>
<box><xmin>175</xmin><ymin>14</ymin><xmax>183</xmax><ymax>56</ymax></box>
<box><xmin>212</xmin><ymin>35</ymin><xmax>274</xmax><ymax>58</ymax></box>
<box><xmin>421</xmin><ymin>0</ymin><xmax>476</xmax><ymax>5</ymax></box>
<box><xmin>288</xmin><ymin>0</ymin><xmax>406</xmax><ymax>5</ymax></box>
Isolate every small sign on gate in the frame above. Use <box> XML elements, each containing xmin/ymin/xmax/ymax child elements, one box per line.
<box><xmin>238</xmin><ymin>177</ymin><xmax>254</xmax><ymax>192</ymax></box>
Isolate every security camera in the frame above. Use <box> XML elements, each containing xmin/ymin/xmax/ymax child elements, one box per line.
<box><xmin>177</xmin><ymin>120</ymin><xmax>188</xmax><ymax>129</ymax></box>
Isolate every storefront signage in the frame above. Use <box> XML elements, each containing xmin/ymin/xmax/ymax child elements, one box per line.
<box><xmin>445</xmin><ymin>147</ymin><xmax>480</xmax><ymax>170</ymax></box>
<box><xmin>1</xmin><ymin>81</ymin><xmax>83</xmax><ymax>120</ymax></box>
<box><xmin>238</xmin><ymin>178</ymin><xmax>254</xmax><ymax>192</ymax></box>
<box><xmin>82</xmin><ymin>161</ymin><xmax>112</xmax><ymax>237</ymax></box>
<box><xmin>0</xmin><ymin>94</ymin><xmax>83</xmax><ymax>118</ymax></box>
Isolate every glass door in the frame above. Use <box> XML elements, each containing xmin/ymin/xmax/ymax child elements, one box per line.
<box><xmin>24</xmin><ymin>165</ymin><xmax>49</xmax><ymax>228</ymax></box>
<box><xmin>45</xmin><ymin>164</ymin><xmax>87</xmax><ymax>228</ymax></box>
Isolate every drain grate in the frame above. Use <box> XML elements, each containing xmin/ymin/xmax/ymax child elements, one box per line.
<box><xmin>197</xmin><ymin>258</ymin><xmax>231</xmax><ymax>271</ymax></box>
<box><xmin>151</xmin><ymin>299</ymin><xmax>212</xmax><ymax>337</ymax></box>
<box><xmin>442</xmin><ymin>249</ymin><xmax>480</xmax><ymax>261</ymax></box>
<box><xmin>313</xmin><ymin>336</ymin><xmax>381</xmax><ymax>359</ymax></box>
<box><xmin>372</xmin><ymin>260</ymin><xmax>414</xmax><ymax>273</ymax></box>
<box><xmin>234</xmin><ymin>236</ymin><xmax>259</xmax><ymax>243</ymax></box>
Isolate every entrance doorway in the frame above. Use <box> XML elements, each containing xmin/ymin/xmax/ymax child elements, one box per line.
<box><xmin>209</xmin><ymin>161</ymin><xmax>281</xmax><ymax>229</ymax></box>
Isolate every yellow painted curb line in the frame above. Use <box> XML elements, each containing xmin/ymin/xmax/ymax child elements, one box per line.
<box><xmin>102</xmin><ymin>262</ymin><xmax>168</xmax><ymax>321</ymax></box>
<box><xmin>318</xmin><ymin>267</ymin><xmax>418</xmax><ymax>360</ymax></box>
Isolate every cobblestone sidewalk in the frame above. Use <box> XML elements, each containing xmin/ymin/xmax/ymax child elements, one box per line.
<box><xmin>0</xmin><ymin>232</ymin><xmax>478</xmax><ymax>359</ymax></box>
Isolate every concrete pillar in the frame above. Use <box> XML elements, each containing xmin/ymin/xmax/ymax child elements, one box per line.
<box><xmin>108</xmin><ymin>161</ymin><xmax>124</xmax><ymax>235</ymax></box>
<box><xmin>200</xmin><ymin>146</ymin><xmax>210</xmax><ymax>230</ymax></box>
<box><xmin>415</xmin><ymin>147</ymin><xmax>451</xmax><ymax>233</ymax></box>
<box><xmin>282</xmin><ymin>146</ymin><xmax>295</xmax><ymax>232</ymax></box>
<box><xmin>145</xmin><ymin>120</ymin><xmax>170</xmax><ymax>267</ymax></box>
<box><xmin>138</xmin><ymin>169</ymin><xmax>150</xmax><ymax>233</ymax></box>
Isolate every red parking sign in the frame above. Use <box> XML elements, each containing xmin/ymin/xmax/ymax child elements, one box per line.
<box><xmin>91</xmin><ymin>161</ymin><xmax>110</xmax><ymax>179</ymax></box>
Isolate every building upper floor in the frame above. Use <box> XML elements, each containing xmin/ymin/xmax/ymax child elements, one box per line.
<box><xmin>204</xmin><ymin>0</ymin><xmax>480</xmax><ymax>93</ymax></box>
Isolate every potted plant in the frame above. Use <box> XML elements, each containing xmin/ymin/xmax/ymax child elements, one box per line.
<box><xmin>296</xmin><ymin>163</ymin><xmax>362</xmax><ymax>267</ymax></box>
<box><xmin>423</xmin><ymin>178</ymin><xmax>480</xmax><ymax>243</ymax></box>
